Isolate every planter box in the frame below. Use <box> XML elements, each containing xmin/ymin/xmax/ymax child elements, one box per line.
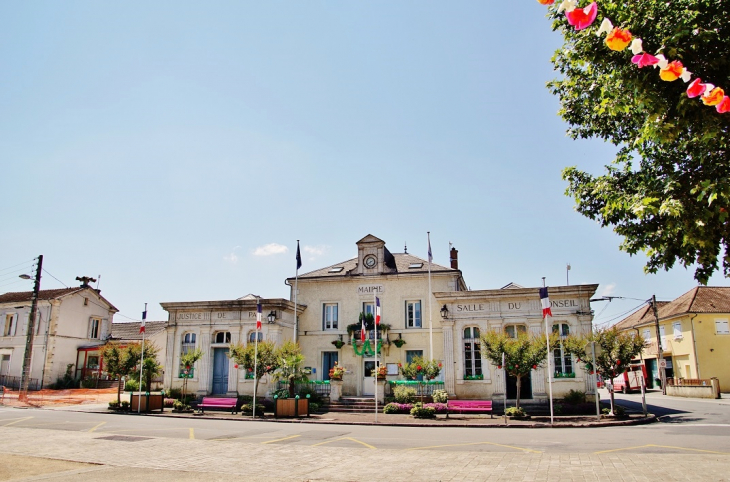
<box><xmin>129</xmin><ymin>393</ymin><xmax>164</xmax><ymax>412</ymax></box>
<box><xmin>275</xmin><ymin>398</ymin><xmax>309</xmax><ymax>418</ymax></box>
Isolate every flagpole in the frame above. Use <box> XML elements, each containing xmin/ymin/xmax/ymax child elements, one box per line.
<box><xmin>427</xmin><ymin>232</ymin><xmax>433</xmax><ymax>361</ymax></box>
<box><xmin>253</xmin><ymin>299</ymin><xmax>261</xmax><ymax>419</ymax></box>
<box><xmin>374</xmin><ymin>292</ymin><xmax>378</xmax><ymax>423</ymax></box>
<box><xmin>294</xmin><ymin>240</ymin><xmax>300</xmax><ymax>344</ymax></box>
<box><xmin>138</xmin><ymin>303</ymin><xmax>146</xmax><ymax>414</ymax></box>
<box><xmin>542</xmin><ymin>278</ymin><xmax>554</xmax><ymax>426</ymax></box>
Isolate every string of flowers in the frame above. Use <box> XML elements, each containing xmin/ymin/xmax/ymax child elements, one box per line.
<box><xmin>536</xmin><ymin>0</ymin><xmax>730</xmax><ymax>113</ymax></box>
<box><xmin>351</xmin><ymin>339</ymin><xmax>382</xmax><ymax>357</ymax></box>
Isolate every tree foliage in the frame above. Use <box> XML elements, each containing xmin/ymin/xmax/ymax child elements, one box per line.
<box><xmin>563</xmin><ymin>327</ymin><xmax>645</xmax><ymax>414</ymax></box>
<box><xmin>548</xmin><ymin>0</ymin><xmax>730</xmax><ymax>283</ymax></box>
<box><xmin>480</xmin><ymin>330</ymin><xmax>555</xmax><ymax>409</ymax></box>
<box><xmin>271</xmin><ymin>341</ymin><xmax>309</xmax><ymax>397</ymax></box>
<box><xmin>228</xmin><ymin>340</ymin><xmax>278</xmax><ymax>400</ymax></box>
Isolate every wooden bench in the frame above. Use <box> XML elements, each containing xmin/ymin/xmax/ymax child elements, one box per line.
<box><xmin>196</xmin><ymin>397</ymin><xmax>238</xmax><ymax>414</ymax></box>
<box><xmin>447</xmin><ymin>399</ymin><xmax>493</xmax><ymax>418</ymax></box>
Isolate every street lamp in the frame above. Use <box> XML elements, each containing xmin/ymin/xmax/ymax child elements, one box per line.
<box><xmin>267</xmin><ymin>311</ymin><xmax>277</xmax><ymax>324</ymax></box>
<box><xmin>440</xmin><ymin>305</ymin><xmax>449</xmax><ymax>320</ymax></box>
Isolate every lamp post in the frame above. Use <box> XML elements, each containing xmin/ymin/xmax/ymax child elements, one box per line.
<box><xmin>19</xmin><ymin>255</ymin><xmax>43</xmax><ymax>402</ymax></box>
<box><xmin>267</xmin><ymin>311</ymin><xmax>276</xmax><ymax>324</ymax></box>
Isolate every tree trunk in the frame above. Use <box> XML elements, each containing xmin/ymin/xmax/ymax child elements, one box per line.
<box><xmin>609</xmin><ymin>384</ymin><xmax>615</xmax><ymax>416</ymax></box>
<box><xmin>515</xmin><ymin>375</ymin><xmax>522</xmax><ymax>410</ymax></box>
<box><xmin>117</xmin><ymin>377</ymin><xmax>122</xmax><ymax>404</ymax></box>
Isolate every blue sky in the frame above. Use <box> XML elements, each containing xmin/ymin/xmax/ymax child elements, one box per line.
<box><xmin>2</xmin><ymin>1</ymin><xmax>726</xmax><ymax>325</ymax></box>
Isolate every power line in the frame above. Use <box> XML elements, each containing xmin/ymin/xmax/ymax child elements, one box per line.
<box><xmin>0</xmin><ymin>259</ymin><xmax>36</xmax><ymax>274</ymax></box>
<box><xmin>42</xmin><ymin>269</ymin><xmax>69</xmax><ymax>288</ymax></box>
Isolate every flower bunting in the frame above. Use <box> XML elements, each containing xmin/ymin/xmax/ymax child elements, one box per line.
<box><xmin>537</xmin><ymin>1</ymin><xmax>728</xmax><ymax>114</ymax></box>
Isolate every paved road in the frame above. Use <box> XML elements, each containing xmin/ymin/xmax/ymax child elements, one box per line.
<box><xmin>0</xmin><ymin>392</ymin><xmax>729</xmax><ymax>481</ymax></box>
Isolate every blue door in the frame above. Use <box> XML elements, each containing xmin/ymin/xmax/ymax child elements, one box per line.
<box><xmin>323</xmin><ymin>352</ymin><xmax>339</xmax><ymax>381</ymax></box>
<box><xmin>212</xmin><ymin>348</ymin><xmax>229</xmax><ymax>394</ymax></box>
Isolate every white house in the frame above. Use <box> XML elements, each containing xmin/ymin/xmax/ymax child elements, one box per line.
<box><xmin>0</xmin><ymin>281</ymin><xmax>118</xmax><ymax>389</ymax></box>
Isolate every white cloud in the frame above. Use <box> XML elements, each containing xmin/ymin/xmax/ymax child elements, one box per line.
<box><xmin>600</xmin><ymin>283</ymin><xmax>616</xmax><ymax>297</ymax></box>
<box><xmin>253</xmin><ymin>243</ymin><xmax>289</xmax><ymax>257</ymax></box>
<box><xmin>224</xmin><ymin>246</ymin><xmax>241</xmax><ymax>264</ymax></box>
<box><xmin>303</xmin><ymin>245</ymin><xmax>328</xmax><ymax>259</ymax></box>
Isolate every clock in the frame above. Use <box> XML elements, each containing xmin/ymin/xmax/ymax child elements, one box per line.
<box><xmin>363</xmin><ymin>255</ymin><xmax>377</xmax><ymax>269</ymax></box>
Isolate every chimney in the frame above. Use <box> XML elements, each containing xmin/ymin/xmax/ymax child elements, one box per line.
<box><xmin>450</xmin><ymin>247</ymin><xmax>459</xmax><ymax>270</ymax></box>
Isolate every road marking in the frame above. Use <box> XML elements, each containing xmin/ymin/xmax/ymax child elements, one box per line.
<box><xmin>1</xmin><ymin>416</ymin><xmax>33</xmax><ymax>427</ymax></box>
<box><xmin>88</xmin><ymin>422</ymin><xmax>106</xmax><ymax>433</ymax></box>
<box><xmin>261</xmin><ymin>435</ymin><xmax>301</xmax><ymax>444</ymax></box>
<box><xmin>595</xmin><ymin>444</ymin><xmax>730</xmax><ymax>455</ymax></box>
<box><xmin>189</xmin><ymin>428</ymin><xmax>194</xmax><ymax>440</ymax></box>
<box><xmin>312</xmin><ymin>437</ymin><xmax>376</xmax><ymax>449</ymax></box>
<box><xmin>407</xmin><ymin>441</ymin><xmax>541</xmax><ymax>453</ymax></box>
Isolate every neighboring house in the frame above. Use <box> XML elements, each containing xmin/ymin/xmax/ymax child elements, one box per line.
<box><xmin>614</xmin><ymin>286</ymin><xmax>730</xmax><ymax>392</ymax></box>
<box><xmin>0</xmin><ymin>281</ymin><xmax>118</xmax><ymax>389</ymax></box>
<box><xmin>160</xmin><ymin>234</ymin><xmax>599</xmax><ymax>401</ymax></box>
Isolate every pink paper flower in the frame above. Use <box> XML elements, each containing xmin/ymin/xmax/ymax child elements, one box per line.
<box><xmin>716</xmin><ymin>96</ymin><xmax>730</xmax><ymax>114</ymax></box>
<box><xmin>565</xmin><ymin>2</ymin><xmax>597</xmax><ymax>30</ymax></box>
<box><xmin>631</xmin><ymin>53</ymin><xmax>659</xmax><ymax>68</ymax></box>
<box><xmin>687</xmin><ymin>78</ymin><xmax>706</xmax><ymax>98</ymax></box>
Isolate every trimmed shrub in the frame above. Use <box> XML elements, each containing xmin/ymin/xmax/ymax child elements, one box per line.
<box><xmin>124</xmin><ymin>379</ymin><xmax>139</xmax><ymax>392</ymax></box>
<box><xmin>167</xmin><ymin>388</ymin><xmax>182</xmax><ymax>399</ymax></box>
<box><xmin>602</xmin><ymin>405</ymin><xmax>626</xmax><ymax>417</ymax></box>
<box><xmin>563</xmin><ymin>389</ymin><xmax>587</xmax><ymax>405</ymax></box>
<box><xmin>309</xmin><ymin>402</ymin><xmax>320</xmax><ymax>413</ymax></box>
<box><xmin>393</xmin><ymin>385</ymin><xmax>417</xmax><ymax>404</ymax></box>
<box><xmin>108</xmin><ymin>401</ymin><xmax>120</xmax><ymax>410</ymax></box>
<box><xmin>410</xmin><ymin>402</ymin><xmax>436</xmax><ymax>419</ymax></box>
<box><xmin>505</xmin><ymin>407</ymin><xmax>527</xmax><ymax>418</ymax></box>
<box><xmin>432</xmin><ymin>389</ymin><xmax>448</xmax><ymax>404</ymax></box>
<box><xmin>241</xmin><ymin>403</ymin><xmax>266</xmax><ymax>414</ymax></box>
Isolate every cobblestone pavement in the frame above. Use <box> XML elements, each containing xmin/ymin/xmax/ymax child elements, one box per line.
<box><xmin>0</xmin><ymin>424</ymin><xmax>728</xmax><ymax>481</ymax></box>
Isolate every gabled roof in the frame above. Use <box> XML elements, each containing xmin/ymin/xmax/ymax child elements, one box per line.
<box><xmin>292</xmin><ymin>253</ymin><xmax>457</xmax><ymax>280</ymax></box>
<box><xmin>0</xmin><ymin>287</ymin><xmax>118</xmax><ymax>312</ymax></box>
<box><xmin>501</xmin><ymin>282</ymin><xmax>525</xmax><ymax>290</ymax></box>
<box><xmin>614</xmin><ymin>286</ymin><xmax>730</xmax><ymax>330</ymax></box>
<box><xmin>110</xmin><ymin>321</ymin><xmax>166</xmax><ymax>341</ymax></box>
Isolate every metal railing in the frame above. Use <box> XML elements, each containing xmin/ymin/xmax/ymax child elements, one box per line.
<box><xmin>385</xmin><ymin>381</ymin><xmax>445</xmax><ymax>398</ymax></box>
<box><xmin>0</xmin><ymin>375</ymin><xmax>40</xmax><ymax>391</ymax></box>
<box><xmin>276</xmin><ymin>381</ymin><xmax>332</xmax><ymax>397</ymax></box>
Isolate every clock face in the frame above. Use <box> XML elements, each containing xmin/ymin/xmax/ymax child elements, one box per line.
<box><xmin>364</xmin><ymin>255</ymin><xmax>377</xmax><ymax>269</ymax></box>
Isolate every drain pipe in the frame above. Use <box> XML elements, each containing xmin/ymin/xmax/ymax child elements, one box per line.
<box><xmin>689</xmin><ymin>314</ymin><xmax>700</xmax><ymax>378</ymax></box>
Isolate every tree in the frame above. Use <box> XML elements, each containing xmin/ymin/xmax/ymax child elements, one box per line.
<box><xmin>563</xmin><ymin>327</ymin><xmax>645</xmax><ymax>415</ymax></box>
<box><xmin>547</xmin><ymin>0</ymin><xmax>730</xmax><ymax>283</ymax></box>
<box><xmin>125</xmin><ymin>343</ymin><xmax>163</xmax><ymax>392</ymax></box>
<box><xmin>102</xmin><ymin>342</ymin><xmax>145</xmax><ymax>403</ymax></box>
<box><xmin>228</xmin><ymin>340</ymin><xmax>278</xmax><ymax>401</ymax></box>
<box><xmin>480</xmin><ymin>331</ymin><xmax>554</xmax><ymax>409</ymax></box>
<box><xmin>179</xmin><ymin>348</ymin><xmax>204</xmax><ymax>402</ymax></box>
<box><xmin>271</xmin><ymin>341</ymin><xmax>309</xmax><ymax>397</ymax></box>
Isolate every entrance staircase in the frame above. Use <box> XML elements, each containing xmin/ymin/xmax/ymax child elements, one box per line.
<box><xmin>324</xmin><ymin>396</ymin><xmax>378</xmax><ymax>413</ymax></box>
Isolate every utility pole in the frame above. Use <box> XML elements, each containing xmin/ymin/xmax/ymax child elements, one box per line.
<box><xmin>19</xmin><ymin>255</ymin><xmax>43</xmax><ymax>402</ymax></box>
<box><xmin>651</xmin><ymin>295</ymin><xmax>666</xmax><ymax>395</ymax></box>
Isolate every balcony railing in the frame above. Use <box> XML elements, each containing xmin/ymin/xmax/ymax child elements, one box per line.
<box><xmin>276</xmin><ymin>381</ymin><xmax>332</xmax><ymax>398</ymax></box>
<box><xmin>385</xmin><ymin>380</ymin><xmax>445</xmax><ymax>398</ymax></box>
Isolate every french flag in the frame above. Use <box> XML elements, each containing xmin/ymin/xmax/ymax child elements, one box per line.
<box><xmin>360</xmin><ymin>315</ymin><xmax>366</xmax><ymax>342</ymax></box>
<box><xmin>539</xmin><ymin>287</ymin><xmax>553</xmax><ymax>318</ymax></box>
<box><xmin>256</xmin><ymin>303</ymin><xmax>262</xmax><ymax>330</ymax></box>
<box><xmin>139</xmin><ymin>309</ymin><xmax>146</xmax><ymax>334</ymax></box>
<box><xmin>375</xmin><ymin>297</ymin><xmax>381</xmax><ymax>325</ymax></box>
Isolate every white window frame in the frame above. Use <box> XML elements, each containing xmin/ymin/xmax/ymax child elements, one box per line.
<box><xmin>4</xmin><ymin>313</ymin><xmax>17</xmax><ymax>336</ymax></box>
<box><xmin>323</xmin><ymin>303</ymin><xmax>338</xmax><ymax>330</ymax></box>
<box><xmin>463</xmin><ymin>326</ymin><xmax>482</xmax><ymax>378</ymax></box>
<box><xmin>716</xmin><ymin>319</ymin><xmax>730</xmax><ymax>335</ymax></box>
<box><xmin>673</xmin><ymin>322</ymin><xmax>683</xmax><ymax>339</ymax></box>
<box><xmin>248</xmin><ymin>331</ymin><xmax>263</xmax><ymax>343</ymax></box>
<box><xmin>405</xmin><ymin>300</ymin><xmax>422</xmax><ymax>329</ymax></box>
<box><xmin>642</xmin><ymin>329</ymin><xmax>651</xmax><ymax>341</ymax></box>
<box><xmin>552</xmin><ymin>323</ymin><xmax>573</xmax><ymax>375</ymax></box>
<box><xmin>88</xmin><ymin>317</ymin><xmax>101</xmax><ymax>339</ymax></box>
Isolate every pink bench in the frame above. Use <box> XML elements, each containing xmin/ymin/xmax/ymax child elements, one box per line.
<box><xmin>447</xmin><ymin>400</ymin><xmax>493</xmax><ymax>418</ymax></box>
<box><xmin>197</xmin><ymin>397</ymin><xmax>238</xmax><ymax>414</ymax></box>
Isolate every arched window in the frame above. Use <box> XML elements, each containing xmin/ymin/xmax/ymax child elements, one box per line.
<box><xmin>504</xmin><ymin>324</ymin><xmax>527</xmax><ymax>338</ymax></box>
<box><xmin>463</xmin><ymin>326</ymin><xmax>482</xmax><ymax>379</ymax></box>
<box><xmin>180</xmin><ymin>332</ymin><xmax>197</xmax><ymax>378</ymax></box>
<box><xmin>214</xmin><ymin>332</ymin><xmax>231</xmax><ymax>344</ymax></box>
<box><xmin>552</xmin><ymin>323</ymin><xmax>572</xmax><ymax>375</ymax></box>
<box><xmin>182</xmin><ymin>333</ymin><xmax>196</xmax><ymax>354</ymax></box>
<box><xmin>248</xmin><ymin>331</ymin><xmax>263</xmax><ymax>343</ymax></box>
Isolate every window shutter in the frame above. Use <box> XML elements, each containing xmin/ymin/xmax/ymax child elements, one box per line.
<box><xmin>11</xmin><ymin>314</ymin><xmax>18</xmax><ymax>336</ymax></box>
<box><xmin>87</xmin><ymin>317</ymin><xmax>94</xmax><ymax>338</ymax></box>
<box><xmin>716</xmin><ymin>319</ymin><xmax>730</xmax><ymax>335</ymax></box>
<box><xmin>101</xmin><ymin>318</ymin><xmax>110</xmax><ymax>339</ymax></box>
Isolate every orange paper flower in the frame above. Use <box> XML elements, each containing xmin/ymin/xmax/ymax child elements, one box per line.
<box><xmin>537</xmin><ymin>0</ymin><xmax>555</xmax><ymax>4</ymax></box>
<box><xmin>702</xmin><ymin>87</ymin><xmax>725</xmax><ymax>106</ymax></box>
<box><xmin>659</xmin><ymin>60</ymin><xmax>684</xmax><ymax>81</ymax></box>
<box><xmin>605</xmin><ymin>28</ymin><xmax>632</xmax><ymax>51</ymax></box>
